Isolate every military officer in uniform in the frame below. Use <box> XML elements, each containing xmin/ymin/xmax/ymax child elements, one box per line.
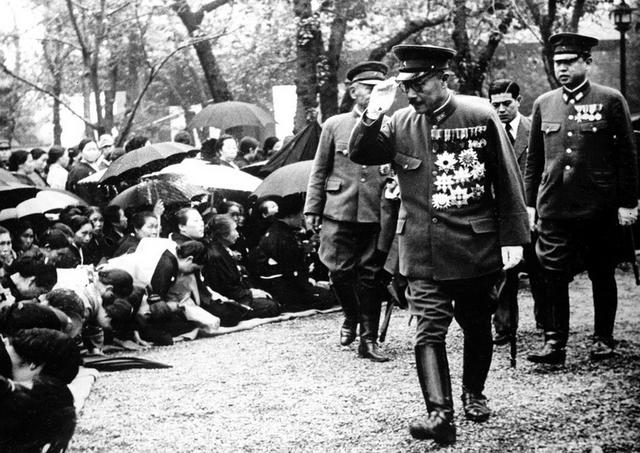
<box><xmin>488</xmin><ymin>79</ymin><xmax>546</xmax><ymax>343</ymax></box>
<box><xmin>304</xmin><ymin>61</ymin><xmax>390</xmax><ymax>362</ymax></box>
<box><xmin>349</xmin><ymin>45</ymin><xmax>529</xmax><ymax>444</ymax></box>
<box><xmin>525</xmin><ymin>33</ymin><xmax>638</xmax><ymax>365</ymax></box>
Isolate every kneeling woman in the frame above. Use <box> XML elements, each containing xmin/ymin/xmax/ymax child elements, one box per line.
<box><xmin>204</xmin><ymin>214</ymin><xmax>280</xmax><ymax>319</ymax></box>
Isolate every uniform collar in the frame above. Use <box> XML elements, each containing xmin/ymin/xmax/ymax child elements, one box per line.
<box><xmin>429</xmin><ymin>90</ymin><xmax>456</xmax><ymax>125</ymax></box>
<box><xmin>562</xmin><ymin>79</ymin><xmax>590</xmax><ymax>104</ymax></box>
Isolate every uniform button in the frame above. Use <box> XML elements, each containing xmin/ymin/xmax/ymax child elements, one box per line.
<box><xmin>569</xmin><ymin>99</ymin><xmax>575</xmax><ymax>104</ymax></box>
<box><xmin>432</xmin><ymin>218</ymin><xmax>438</xmax><ymax>224</ymax></box>
<box><xmin>360</xmin><ymin>178</ymin><xmax>366</xmax><ymax>182</ymax></box>
<box><xmin>567</xmin><ymin>131</ymin><xmax>573</xmax><ymax>137</ymax></box>
<box><xmin>404</xmin><ymin>164</ymin><xmax>409</xmax><ymax>169</ymax></box>
<box><xmin>566</xmin><ymin>148</ymin><xmax>572</xmax><ymax>153</ymax></box>
<box><xmin>565</xmin><ymin>165</ymin><xmax>571</xmax><ymax>170</ymax></box>
<box><xmin>432</xmin><ymin>171</ymin><xmax>438</xmax><ymax>176</ymax></box>
<box><xmin>568</xmin><ymin>115</ymin><xmax>574</xmax><ymax>120</ymax></box>
<box><xmin>592</xmin><ymin>127</ymin><xmax>597</xmax><ymax>132</ymax></box>
<box><xmin>362</xmin><ymin>165</ymin><xmax>367</xmax><ymax>169</ymax></box>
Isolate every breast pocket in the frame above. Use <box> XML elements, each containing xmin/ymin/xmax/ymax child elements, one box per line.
<box><xmin>335</xmin><ymin>140</ymin><xmax>349</xmax><ymax>156</ymax></box>
<box><xmin>393</xmin><ymin>153</ymin><xmax>422</xmax><ymax>172</ymax></box>
<box><xmin>325</xmin><ymin>176</ymin><xmax>342</xmax><ymax>192</ymax></box>
<box><xmin>579</xmin><ymin>120</ymin><xmax>608</xmax><ymax>134</ymax></box>
<box><xmin>541</xmin><ymin>122</ymin><xmax>561</xmax><ymax>135</ymax></box>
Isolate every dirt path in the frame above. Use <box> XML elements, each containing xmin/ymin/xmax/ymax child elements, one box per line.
<box><xmin>70</xmin><ymin>270</ymin><xmax>640</xmax><ymax>452</ymax></box>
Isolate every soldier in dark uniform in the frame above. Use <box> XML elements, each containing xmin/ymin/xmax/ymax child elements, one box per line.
<box><xmin>349</xmin><ymin>45</ymin><xmax>529</xmax><ymax>444</ymax></box>
<box><xmin>487</xmin><ymin>79</ymin><xmax>546</xmax><ymax>344</ymax></box>
<box><xmin>304</xmin><ymin>61</ymin><xmax>391</xmax><ymax>362</ymax></box>
<box><xmin>524</xmin><ymin>33</ymin><xmax>638</xmax><ymax>365</ymax></box>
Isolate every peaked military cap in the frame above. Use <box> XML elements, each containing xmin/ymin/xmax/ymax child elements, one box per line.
<box><xmin>392</xmin><ymin>45</ymin><xmax>457</xmax><ymax>81</ymax></box>
<box><xmin>550</xmin><ymin>33</ymin><xmax>598</xmax><ymax>57</ymax></box>
<box><xmin>346</xmin><ymin>61</ymin><xmax>389</xmax><ymax>85</ymax></box>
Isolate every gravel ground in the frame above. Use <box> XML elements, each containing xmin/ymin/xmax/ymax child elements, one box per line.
<box><xmin>70</xmin><ymin>270</ymin><xmax>640</xmax><ymax>453</ymax></box>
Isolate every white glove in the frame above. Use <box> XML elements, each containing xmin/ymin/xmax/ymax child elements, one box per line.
<box><xmin>365</xmin><ymin>79</ymin><xmax>397</xmax><ymax>120</ymax></box>
<box><xmin>618</xmin><ymin>206</ymin><xmax>638</xmax><ymax>226</ymax></box>
<box><xmin>501</xmin><ymin>246</ymin><xmax>523</xmax><ymax>270</ymax></box>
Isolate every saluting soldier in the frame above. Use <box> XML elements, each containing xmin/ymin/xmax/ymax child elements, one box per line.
<box><xmin>525</xmin><ymin>33</ymin><xmax>638</xmax><ymax>365</ymax></box>
<box><xmin>487</xmin><ymin>79</ymin><xmax>546</xmax><ymax>344</ymax></box>
<box><xmin>304</xmin><ymin>61</ymin><xmax>391</xmax><ymax>362</ymax></box>
<box><xmin>349</xmin><ymin>45</ymin><xmax>529</xmax><ymax>444</ymax></box>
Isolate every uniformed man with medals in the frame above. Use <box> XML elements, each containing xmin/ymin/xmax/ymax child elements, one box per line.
<box><xmin>524</xmin><ymin>33</ymin><xmax>638</xmax><ymax>365</ymax></box>
<box><xmin>349</xmin><ymin>45</ymin><xmax>529</xmax><ymax>444</ymax></box>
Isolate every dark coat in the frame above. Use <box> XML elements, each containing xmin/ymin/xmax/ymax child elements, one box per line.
<box><xmin>524</xmin><ymin>80</ymin><xmax>638</xmax><ymax>219</ymax></box>
<box><xmin>203</xmin><ymin>239</ymin><xmax>252</xmax><ymax>304</ymax></box>
<box><xmin>512</xmin><ymin>115</ymin><xmax>531</xmax><ymax>176</ymax></box>
<box><xmin>349</xmin><ymin>93</ymin><xmax>529</xmax><ymax>281</ymax></box>
<box><xmin>304</xmin><ymin>108</ymin><xmax>388</xmax><ymax>223</ymax></box>
<box><xmin>65</xmin><ymin>162</ymin><xmax>95</xmax><ymax>201</ymax></box>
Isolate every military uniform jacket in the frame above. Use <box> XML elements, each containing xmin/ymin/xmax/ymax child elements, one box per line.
<box><xmin>304</xmin><ymin>109</ymin><xmax>387</xmax><ymax>223</ymax></box>
<box><xmin>524</xmin><ymin>81</ymin><xmax>638</xmax><ymax>219</ymax></box>
<box><xmin>349</xmin><ymin>93</ymin><xmax>529</xmax><ymax>281</ymax></box>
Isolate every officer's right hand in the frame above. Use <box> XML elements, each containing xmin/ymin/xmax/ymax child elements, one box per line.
<box><xmin>305</xmin><ymin>214</ymin><xmax>321</xmax><ymax>232</ymax></box>
<box><xmin>526</xmin><ymin>206</ymin><xmax>536</xmax><ymax>231</ymax></box>
<box><xmin>366</xmin><ymin>79</ymin><xmax>397</xmax><ymax>120</ymax></box>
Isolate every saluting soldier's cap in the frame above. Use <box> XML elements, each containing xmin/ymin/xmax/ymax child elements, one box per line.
<box><xmin>346</xmin><ymin>61</ymin><xmax>389</xmax><ymax>85</ymax></box>
<box><xmin>550</xmin><ymin>33</ymin><xmax>598</xmax><ymax>59</ymax></box>
<box><xmin>392</xmin><ymin>45</ymin><xmax>457</xmax><ymax>81</ymax></box>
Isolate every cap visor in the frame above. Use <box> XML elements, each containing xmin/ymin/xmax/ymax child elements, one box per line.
<box><xmin>356</xmin><ymin>79</ymin><xmax>384</xmax><ymax>86</ymax></box>
<box><xmin>396</xmin><ymin>71</ymin><xmax>425</xmax><ymax>82</ymax></box>
<box><xmin>553</xmin><ymin>53</ymin><xmax>579</xmax><ymax>62</ymax></box>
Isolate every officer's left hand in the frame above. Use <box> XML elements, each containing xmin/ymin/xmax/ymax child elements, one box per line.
<box><xmin>501</xmin><ymin>246</ymin><xmax>523</xmax><ymax>270</ymax></box>
<box><xmin>618</xmin><ymin>206</ymin><xmax>638</xmax><ymax>226</ymax></box>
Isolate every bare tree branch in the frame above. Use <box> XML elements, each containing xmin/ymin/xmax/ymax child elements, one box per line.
<box><xmin>117</xmin><ymin>34</ymin><xmax>225</xmax><ymax>145</ymax></box>
<box><xmin>368</xmin><ymin>11</ymin><xmax>451</xmax><ymax>61</ymax></box>
<box><xmin>0</xmin><ymin>61</ymin><xmax>99</xmax><ymax>129</ymax></box>
<box><xmin>198</xmin><ymin>0</ymin><xmax>233</xmax><ymax>15</ymax></box>
<box><xmin>65</xmin><ymin>0</ymin><xmax>89</xmax><ymax>57</ymax></box>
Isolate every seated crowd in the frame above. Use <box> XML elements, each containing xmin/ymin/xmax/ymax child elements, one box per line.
<box><xmin>0</xmin><ymin>136</ymin><xmax>331</xmax><ymax>451</ymax></box>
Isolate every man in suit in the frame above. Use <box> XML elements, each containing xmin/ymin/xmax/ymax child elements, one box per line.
<box><xmin>488</xmin><ymin>79</ymin><xmax>546</xmax><ymax>344</ymax></box>
<box><xmin>304</xmin><ymin>61</ymin><xmax>391</xmax><ymax>362</ymax></box>
<box><xmin>349</xmin><ymin>45</ymin><xmax>529</xmax><ymax>444</ymax></box>
<box><xmin>525</xmin><ymin>33</ymin><xmax>638</xmax><ymax>365</ymax></box>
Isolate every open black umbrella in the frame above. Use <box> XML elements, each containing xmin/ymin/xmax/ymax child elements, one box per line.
<box><xmin>109</xmin><ymin>178</ymin><xmax>207</xmax><ymax>209</ymax></box>
<box><xmin>259</xmin><ymin>121</ymin><xmax>322</xmax><ymax>177</ymax></box>
<box><xmin>252</xmin><ymin>160</ymin><xmax>314</xmax><ymax>198</ymax></box>
<box><xmin>188</xmin><ymin>101</ymin><xmax>274</xmax><ymax>130</ymax></box>
<box><xmin>99</xmin><ymin>142</ymin><xmax>197</xmax><ymax>185</ymax></box>
<box><xmin>0</xmin><ymin>178</ymin><xmax>41</xmax><ymax>210</ymax></box>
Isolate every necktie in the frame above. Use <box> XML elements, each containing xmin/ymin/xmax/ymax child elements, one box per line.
<box><xmin>505</xmin><ymin>123</ymin><xmax>515</xmax><ymax>146</ymax></box>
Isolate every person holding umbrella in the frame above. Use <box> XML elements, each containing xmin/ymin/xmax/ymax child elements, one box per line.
<box><xmin>66</xmin><ymin>138</ymin><xmax>102</xmax><ymax>203</ymax></box>
<box><xmin>304</xmin><ymin>61</ymin><xmax>391</xmax><ymax>362</ymax></box>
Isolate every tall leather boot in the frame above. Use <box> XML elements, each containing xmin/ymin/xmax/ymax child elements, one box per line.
<box><xmin>409</xmin><ymin>344</ymin><xmax>456</xmax><ymax>444</ymax></box>
<box><xmin>331</xmin><ymin>280</ymin><xmax>360</xmax><ymax>346</ymax></box>
<box><xmin>461</xmin><ymin>334</ymin><xmax>493</xmax><ymax>421</ymax></box>
<box><xmin>358</xmin><ymin>285</ymin><xmax>390</xmax><ymax>362</ymax></box>
<box><xmin>527</xmin><ymin>273</ymin><xmax>569</xmax><ymax>365</ymax></box>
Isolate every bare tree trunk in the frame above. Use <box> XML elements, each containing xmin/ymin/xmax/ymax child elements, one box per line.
<box><xmin>171</xmin><ymin>0</ymin><xmax>233</xmax><ymax>102</ymax></box>
<box><xmin>124</xmin><ymin>32</ymin><xmax>140</xmax><ymax>124</ymax></box>
<box><xmin>104</xmin><ymin>61</ymin><xmax>118</xmax><ymax>132</ymax></box>
<box><xmin>52</xmin><ymin>77</ymin><xmax>62</xmax><ymax>145</ymax></box>
<box><xmin>451</xmin><ymin>0</ymin><xmax>513</xmax><ymax>96</ymax></box>
<box><xmin>81</xmin><ymin>77</ymin><xmax>93</xmax><ymax>138</ymax></box>
<box><xmin>293</xmin><ymin>0</ymin><xmax>322</xmax><ymax>130</ymax></box>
